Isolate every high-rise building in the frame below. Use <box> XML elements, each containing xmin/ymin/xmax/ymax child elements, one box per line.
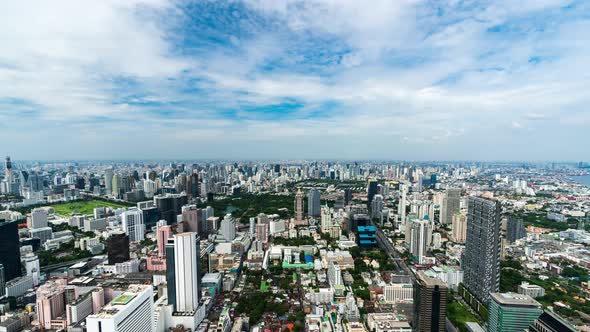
<box><xmin>295</xmin><ymin>188</ymin><xmax>305</xmax><ymax>222</ymax></box>
<box><xmin>410</xmin><ymin>219</ymin><xmax>430</xmax><ymax>264</ymax></box>
<box><xmin>121</xmin><ymin>208</ymin><xmax>145</xmax><ymax>242</ymax></box>
<box><xmin>441</xmin><ymin>189</ymin><xmax>461</xmax><ymax>225</ymax></box>
<box><xmin>328</xmin><ymin>262</ymin><xmax>343</xmax><ymax>288</ymax></box>
<box><xmin>525</xmin><ymin>310</ymin><xmax>577</xmax><ymax>332</ymax></box>
<box><xmin>86</xmin><ymin>285</ymin><xmax>154</xmax><ymax>332</ymax></box>
<box><xmin>255</xmin><ymin>223</ymin><xmax>268</xmax><ymax>243</ymax></box>
<box><xmin>367</xmin><ymin>179</ymin><xmax>378</xmax><ymax>206</ymax></box>
<box><xmin>156</xmin><ymin>224</ymin><xmax>172</xmax><ymax>257</ymax></box>
<box><xmin>451</xmin><ymin>213</ymin><xmax>467</xmax><ymax>243</ymax></box>
<box><xmin>166</xmin><ymin>233</ymin><xmax>201</xmax><ymax>313</ymax></box>
<box><xmin>371</xmin><ymin>194</ymin><xmax>384</xmax><ymax>220</ymax></box>
<box><xmin>23</xmin><ymin>254</ymin><xmax>40</xmax><ymax>286</ymax></box>
<box><xmin>0</xmin><ymin>221</ymin><xmax>21</xmax><ymax>281</ymax></box>
<box><xmin>463</xmin><ymin>197</ymin><xmax>501</xmax><ymax>306</ymax></box>
<box><xmin>398</xmin><ymin>183</ymin><xmax>407</xmax><ymax>225</ymax></box>
<box><xmin>506</xmin><ymin>217</ymin><xmax>526</xmax><ymax>243</ymax></box>
<box><xmin>4</xmin><ymin>156</ymin><xmax>13</xmax><ymax>182</ymax></box>
<box><xmin>107</xmin><ymin>231</ymin><xmax>130</xmax><ymax>265</ymax></box>
<box><xmin>344</xmin><ymin>188</ymin><xmax>353</xmax><ymax>206</ymax></box>
<box><xmin>105</xmin><ymin>168</ymin><xmax>114</xmax><ymax>195</ymax></box>
<box><xmin>320</xmin><ymin>205</ymin><xmax>332</xmax><ymax>233</ymax></box>
<box><xmin>308</xmin><ymin>188</ymin><xmax>321</xmax><ymax>217</ymax></box>
<box><xmin>221</xmin><ymin>214</ymin><xmax>236</xmax><ymax>242</ymax></box>
<box><xmin>414</xmin><ymin>271</ymin><xmax>447</xmax><ymax>332</ymax></box>
<box><xmin>30</xmin><ymin>208</ymin><xmax>49</xmax><ymax>229</ymax></box>
<box><xmin>487</xmin><ymin>293</ymin><xmax>542</xmax><ymax>332</ymax></box>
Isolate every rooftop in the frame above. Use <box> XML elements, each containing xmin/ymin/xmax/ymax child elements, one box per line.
<box><xmin>490</xmin><ymin>292</ymin><xmax>541</xmax><ymax>307</ymax></box>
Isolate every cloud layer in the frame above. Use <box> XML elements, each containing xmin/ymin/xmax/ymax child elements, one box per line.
<box><xmin>1</xmin><ymin>0</ymin><xmax>589</xmax><ymax>161</ymax></box>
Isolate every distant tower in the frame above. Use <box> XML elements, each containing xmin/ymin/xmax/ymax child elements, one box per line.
<box><xmin>441</xmin><ymin>189</ymin><xmax>461</xmax><ymax>225</ymax></box>
<box><xmin>295</xmin><ymin>188</ymin><xmax>304</xmax><ymax>222</ymax></box>
<box><xmin>4</xmin><ymin>156</ymin><xmax>13</xmax><ymax>182</ymax></box>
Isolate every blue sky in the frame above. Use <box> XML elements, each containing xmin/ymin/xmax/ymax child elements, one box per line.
<box><xmin>1</xmin><ymin>0</ymin><xmax>589</xmax><ymax>161</ymax></box>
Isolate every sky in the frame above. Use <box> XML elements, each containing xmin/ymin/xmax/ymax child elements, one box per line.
<box><xmin>1</xmin><ymin>0</ymin><xmax>589</xmax><ymax>161</ymax></box>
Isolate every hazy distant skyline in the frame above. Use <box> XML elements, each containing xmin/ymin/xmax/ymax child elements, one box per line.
<box><xmin>1</xmin><ymin>1</ymin><xmax>589</xmax><ymax>161</ymax></box>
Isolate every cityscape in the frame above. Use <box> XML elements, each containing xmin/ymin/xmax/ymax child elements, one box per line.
<box><xmin>2</xmin><ymin>1</ymin><xmax>590</xmax><ymax>332</ymax></box>
<box><xmin>1</xmin><ymin>159</ymin><xmax>590</xmax><ymax>332</ymax></box>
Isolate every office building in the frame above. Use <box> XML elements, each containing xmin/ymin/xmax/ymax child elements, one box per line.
<box><xmin>410</xmin><ymin>219</ymin><xmax>431</xmax><ymax>264</ymax></box>
<box><xmin>463</xmin><ymin>197</ymin><xmax>501</xmax><ymax>306</ymax></box>
<box><xmin>441</xmin><ymin>189</ymin><xmax>461</xmax><ymax>225</ymax></box>
<box><xmin>308</xmin><ymin>188</ymin><xmax>321</xmax><ymax>217</ymax></box>
<box><xmin>414</xmin><ymin>271</ymin><xmax>447</xmax><ymax>332</ymax></box>
<box><xmin>0</xmin><ymin>221</ymin><xmax>21</xmax><ymax>281</ymax></box>
<box><xmin>154</xmin><ymin>194</ymin><xmax>188</xmax><ymax>224</ymax></box>
<box><xmin>166</xmin><ymin>233</ymin><xmax>201</xmax><ymax>313</ymax></box>
<box><xmin>221</xmin><ymin>214</ymin><xmax>236</xmax><ymax>242</ymax></box>
<box><xmin>30</xmin><ymin>208</ymin><xmax>49</xmax><ymax>229</ymax></box>
<box><xmin>294</xmin><ymin>188</ymin><xmax>305</xmax><ymax>222</ymax></box>
<box><xmin>86</xmin><ymin>285</ymin><xmax>154</xmax><ymax>332</ymax></box>
<box><xmin>506</xmin><ymin>217</ymin><xmax>526</xmax><ymax>243</ymax></box>
<box><xmin>487</xmin><ymin>293</ymin><xmax>542</xmax><ymax>332</ymax></box>
<box><xmin>121</xmin><ymin>208</ymin><xmax>145</xmax><ymax>242</ymax></box>
<box><xmin>107</xmin><ymin>232</ymin><xmax>130</xmax><ymax>265</ymax></box>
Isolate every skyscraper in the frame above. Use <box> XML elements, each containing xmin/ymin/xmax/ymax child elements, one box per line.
<box><xmin>105</xmin><ymin>168</ymin><xmax>113</xmax><ymax>196</ymax></box>
<box><xmin>506</xmin><ymin>217</ymin><xmax>526</xmax><ymax>243</ymax></box>
<box><xmin>487</xmin><ymin>293</ymin><xmax>542</xmax><ymax>332</ymax></box>
<box><xmin>441</xmin><ymin>189</ymin><xmax>461</xmax><ymax>225</ymax></box>
<box><xmin>463</xmin><ymin>196</ymin><xmax>501</xmax><ymax>306</ymax></box>
<box><xmin>398</xmin><ymin>183</ymin><xmax>407</xmax><ymax>225</ymax></box>
<box><xmin>294</xmin><ymin>188</ymin><xmax>305</xmax><ymax>222</ymax></box>
<box><xmin>367</xmin><ymin>179</ymin><xmax>378</xmax><ymax>206</ymax></box>
<box><xmin>0</xmin><ymin>221</ymin><xmax>21</xmax><ymax>281</ymax></box>
<box><xmin>414</xmin><ymin>271</ymin><xmax>447</xmax><ymax>332</ymax></box>
<box><xmin>410</xmin><ymin>219</ymin><xmax>431</xmax><ymax>264</ymax></box>
<box><xmin>166</xmin><ymin>233</ymin><xmax>201</xmax><ymax>313</ymax></box>
<box><xmin>307</xmin><ymin>188</ymin><xmax>321</xmax><ymax>217</ymax></box>
<box><xmin>107</xmin><ymin>231</ymin><xmax>130</xmax><ymax>265</ymax></box>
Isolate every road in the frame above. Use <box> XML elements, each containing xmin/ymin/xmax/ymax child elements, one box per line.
<box><xmin>370</xmin><ymin>220</ymin><xmax>413</xmax><ymax>278</ymax></box>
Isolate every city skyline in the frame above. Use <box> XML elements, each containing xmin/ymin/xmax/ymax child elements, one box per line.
<box><xmin>2</xmin><ymin>1</ymin><xmax>590</xmax><ymax>160</ymax></box>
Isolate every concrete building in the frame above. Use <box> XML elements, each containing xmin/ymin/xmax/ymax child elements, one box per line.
<box><xmin>517</xmin><ymin>282</ymin><xmax>545</xmax><ymax>299</ymax></box>
<box><xmin>86</xmin><ymin>284</ymin><xmax>154</xmax><ymax>332</ymax></box>
<box><xmin>121</xmin><ymin>208</ymin><xmax>145</xmax><ymax>242</ymax></box>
